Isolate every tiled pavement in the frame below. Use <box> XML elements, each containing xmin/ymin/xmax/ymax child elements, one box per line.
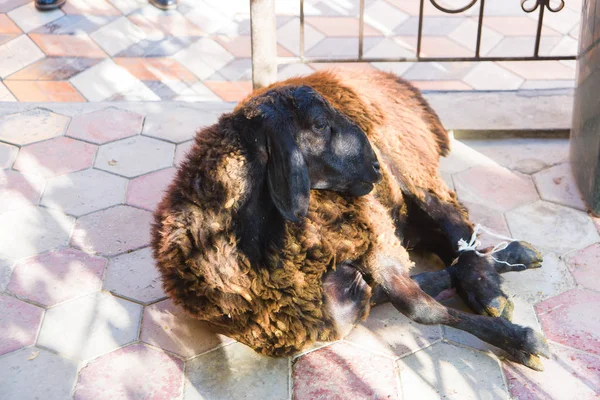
<box><xmin>1</xmin><ymin>103</ymin><xmax>600</xmax><ymax>399</ymax></box>
<box><xmin>0</xmin><ymin>0</ymin><xmax>582</xmax><ymax>102</ymax></box>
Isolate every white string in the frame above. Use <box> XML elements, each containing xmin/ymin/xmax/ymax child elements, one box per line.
<box><xmin>452</xmin><ymin>224</ymin><xmax>527</xmax><ymax>268</ymax></box>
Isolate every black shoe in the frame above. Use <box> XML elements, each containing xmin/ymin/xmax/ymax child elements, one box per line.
<box><xmin>35</xmin><ymin>0</ymin><xmax>66</xmax><ymax>11</ymax></box>
<box><xmin>149</xmin><ymin>0</ymin><xmax>177</xmax><ymax>10</ymax></box>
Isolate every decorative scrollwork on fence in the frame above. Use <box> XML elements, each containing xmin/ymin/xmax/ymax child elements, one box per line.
<box><xmin>429</xmin><ymin>0</ymin><xmax>479</xmax><ymax>14</ymax></box>
<box><xmin>521</xmin><ymin>0</ymin><xmax>565</xmax><ymax>13</ymax></box>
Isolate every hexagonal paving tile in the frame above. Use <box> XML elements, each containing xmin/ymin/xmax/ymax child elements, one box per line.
<box><xmin>293</xmin><ymin>341</ymin><xmax>399</xmax><ymax>399</ymax></box>
<box><xmin>66</xmin><ymin>107</ymin><xmax>144</xmax><ymax>144</ymax></box>
<box><xmin>142</xmin><ymin>107</ymin><xmax>219</xmax><ymax>144</ymax></box>
<box><xmin>0</xmin><ymin>109</ymin><xmax>69</xmax><ymax>145</ymax></box>
<box><xmin>0</xmin><ymin>170</ymin><xmax>45</xmax><ymax>212</ymax></box>
<box><xmin>0</xmin><ymin>142</ymin><xmax>18</xmax><ymax>169</ymax></box>
<box><xmin>501</xmin><ymin>252</ymin><xmax>575</xmax><ymax>304</ymax></box>
<box><xmin>0</xmin><ymin>347</ymin><xmax>78</xmax><ymax>400</ymax></box>
<box><xmin>104</xmin><ymin>247</ymin><xmax>165</xmax><ymax>304</ymax></box>
<box><xmin>14</xmin><ymin>137</ymin><xmax>97</xmax><ymax>178</ymax></box>
<box><xmin>141</xmin><ymin>299</ymin><xmax>232</xmax><ymax>359</ymax></box>
<box><xmin>0</xmin><ymin>294</ymin><xmax>44</xmax><ymax>356</ymax></box>
<box><xmin>94</xmin><ymin>136</ymin><xmax>175</xmax><ymax>178</ymax></box>
<box><xmin>41</xmin><ymin>169</ymin><xmax>128</xmax><ymax>217</ymax></box>
<box><xmin>454</xmin><ymin>165</ymin><xmax>538</xmax><ymax>212</ymax></box>
<box><xmin>462</xmin><ymin>201</ymin><xmax>511</xmax><ymax>249</ymax></box>
<box><xmin>398</xmin><ymin>342</ymin><xmax>509</xmax><ymax>399</ymax></box>
<box><xmin>438</xmin><ymin>138</ymin><xmax>496</xmax><ymax>175</ymax></box>
<box><xmin>503</xmin><ymin>344</ymin><xmax>600</xmax><ymax>400</ymax></box>
<box><xmin>70</xmin><ymin>205</ymin><xmax>152</xmax><ymax>256</ymax></box>
<box><xmin>37</xmin><ymin>291</ymin><xmax>142</xmax><ymax>360</ymax></box>
<box><xmin>126</xmin><ymin>168</ymin><xmax>176</xmax><ymax>211</ymax></box>
<box><xmin>0</xmin><ymin>207</ymin><xmax>75</xmax><ymax>260</ymax></box>
<box><xmin>8</xmin><ymin>248</ymin><xmax>106</xmax><ymax>307</ymax></box>
<box><xmin>536</xmin><ymin>289</ymin><xmax>600</xmax><ymax>356</ymax></box>
<box><xmin>566</xmin><ymin>242</ymin><xmax>600</xmax><ymax>292</ymax></box>
<box><xmin>74</xmin><ymin>343</ymin><xmax>184</xmax><ymax>400</ymax></box>
<box><xmin>0</xmin><ymin>260</ymin><xmax>15</xmax><ymax>292</ymax></box>
<box><xmin>174</xmin><ymin>140</ymin><xmax>194</xmax><ymax>166</ymax></box>
<box><xmin>186</xmin><ymin>342</ymin><xmax>289</xmax><ymax>400</ymax></box>
<box><xmin>533</xmin><ymin>163</ymin><xmax>587</xmax><ymax>211</ymax></box>
<box><xmin>506</xmin><ymin>200</ymin><xmax>600</xmax><ymax>254</ymax></box>
<box><xmin>345</xmin><ymin>303</ymin><xmax>442</xmax><ymax>358</ymax></box>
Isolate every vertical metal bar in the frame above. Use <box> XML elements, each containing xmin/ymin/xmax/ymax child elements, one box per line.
<box><xmin>417</xmin><ymin>0</ymin><xmax>425</xmax><ymax>58</ymax></box>
<box><xmin>534</xmin><ymin>2</ymin><xmax>545</xmax><ymax>57</ymax></box>
<box><xmin>250</xmin><ymin>0</ymin><xmax>278</xmax><ymax>88</ymax></box>
<box><xmin>475</xmin><ymin>0</ymin><xmax>485</xmax><ymax>58</ymax></box>
<box><xmin>358</xmin><ymin>0</ymin><xmax>365</xmax><ymax>60</ymax></box>
<box><xmin>300</xmin><ymin>0</ymin><xmax>305</xmax><ymax>61</ymax></box>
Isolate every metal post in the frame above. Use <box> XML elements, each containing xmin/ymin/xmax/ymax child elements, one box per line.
<box><xmin>250</xmin><ymin>0</ymin><xmax>277</xmax><ymax>89</ymax></box>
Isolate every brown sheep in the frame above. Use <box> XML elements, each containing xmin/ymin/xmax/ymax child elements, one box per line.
<box><xmin>151</xmin><ymin>69</ymin><xmax>549</xmax><ymax>370</ymax></box>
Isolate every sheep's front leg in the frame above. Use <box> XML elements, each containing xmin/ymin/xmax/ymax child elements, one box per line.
<box><xmin>377</xmin><ymin>260</ymin><xmax>550</xmax><ymax>371</ymax></box>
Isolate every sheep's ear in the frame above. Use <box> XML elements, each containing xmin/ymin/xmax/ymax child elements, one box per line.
<box><xmin>266</xmin><ymin>129</ymin><xmax>310</xmax><ymax>223</ymax></box>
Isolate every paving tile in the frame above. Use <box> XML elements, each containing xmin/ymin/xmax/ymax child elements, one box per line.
<box><xmin>536</xmin><ymin>289</ymin><xmax>600</xmax><ymax>356</ymax></box>
<box><xmin>482</xmin><ymin>16</ymin><xmax>558</xmax><ymax>37</ymax></box>
<box><xmin>550</xmin><ymin>35</ymin><xmax>579</xmax><ymax>57</ymax></box>
<box><xmin>537</xmin><ymin>4</ymin><xmax>580</xmax><ymax>34</ymax></box>
<box><xmin>461</xmin><ymin>201</ymin><xmax>510</xmax><ymax>248</ymax></box>
<box><xmin>0</xmin><ymin>170</ymin><xmax>45</xmax><ymax>212</ymax></box>
<box><xmin>0</xmin><ymin>347</ymin><xmax>78</xmax><ymax>400</ymax></box>
<box><xmin>174</xmin><ymin>140</ymin><xmax>194</xmax><ymax>166</ymax></box>
<box><xmin>398</xmin><ymin>342</ymin><xmax>509</xmax><ymax>399</ymax></box>
<box><xmin>14</xmin><ymin>137</ymin><xmax>96</xmax><ymax>178</ymax></box>
<box><xmin>438</xmin><ymin>138</ymin><xmax>497</xmax><ymax>174</ymax></box>
<box><xmin>364</xmin><ymin>0</ymin><xmax>408</xmax><ymax>34</ymax></box>
<box><xmin>0</xmin><ymin>81</ymin><xmax>17</xmax><ymax>101</ymax></box>
<box><xmin>402</xmin><ymin>61</ymin><xmax>474</xmax><ymax>81</ymax></box>
<box><xmin>293</xmin><ymin>341</ymin><xmax>398</xmax><ymax>399</ymax></box>
<box><xmin>128</xmin><ymin>12</ymin><xmax>204</xmax><ymax>37</ymax></box>
<box><xmin>104</xmin><ymin>247</ymin><xmax>164</xmax><ymax>304</ymax></box>
<box><xmin>174</xmin><ymin>37</ymin><xmax>235</xmax><ymax>80</ymax></box>
<box><xmin>37</xmin><ymin>291</ymin><xmax>142</xmax><ymax>360</ymax></box>
<box><xmin>0</xmin><ymin>142</ymin><xmax>17</xmax><ymax>168</ymax></box>
<box><xmin>0</xmin><ymin>207</ymin><xmax>74</xmax><ymax>259</ymax></box>
<box><xmin>94</xmin><ymin>136</ymin><xmax>174</xmax><ymax>178</ymax></box>
<box><xmin>463</xmin><ymin>62</ymin><xmax>524</xmax><ymax>90</ymax></box>
<box><xmin>497</xmin><ymin>60</ymin><xmax>575</xmax><ymax>81</ymax></box>
<box><xmin>6</xmin><ymin>57</ymin><xmax>102</xmax><ymax>81</ymax></box>
<box><xmin>7</xmin><ymin>2</ymin><xmax>64</xmax><ymax>32</ymax></box>
<box><xmin>520</xmin><ymin>79</ymin><xmax>575</xmax><ymax>90</ymax></box>
<box><xmin>70</xmin><ymin>205</ymin><xmax>152</xmax><ymax>256</ymax></box>
<box><xmin>29</xmin><ymin>33</ymin><xmax>107</xmax><ymax>58</ymax></box>
<box><xmin>107</xmin><ymin>0</ymin><xmax>147</xmax><ymax>14</ymax></box>
<box><xmin>31</xmin><ymin>14</ymin><xmax>117</xmax><ymax>35</ymax></box>
<box><xmin>386</xmin><ymin>0</ymin><xmax>447</xmax><ymax>16</ymax></box>
<box><xmin>276</xmin><ymin>17</ymin><xmax>325</xmax><ymax>56</ymax></box>
<box><xmin>8</xmin><ymin>248</ymin><xmax>105</xmax><ymax>307</ymax></box>
<box><xmin>394</xmin><ymin>16</ymin><xmax>464</xmax><ymax>36</ymax></box>
<box><xmin>506</xmin><ymin>200</ymin><xmax>600</xmax><ymax>254</ymax></box>
<box><xmin>0</xmin><ymin>294</ymin><xmax>44</xmax><ymax>356</ymax></box>
<box><xmin>185</xmin><ymin>342</ymin><xmax>289</xmax><ymax>400</ymax></box>
<box><xmin>566</xmin><ymin>243</ymin><xmax>600</xmax><ymax>292</ymax></box>
<box><xmin>216</xmin><ymin>35</ymin><xmax>292</xmax><ymax>58</ymax></box>
<box><xmin>41</xmin><ymin>169</ymin><xmax>127</xmax><ymax>216</ymax></box>
<box><xmin>90</xmin><ymin>16</ymin><xmax>146</xmax><ymax>56</ymax></box>
<box><xmin>113</xmin><ymin>57</ymin><xmax>197</xmax><ymax>84</ymax></box>
<box><xmin>0</xmin><ymin>13</ymin><xmax>21</xmax><ymax>33</ymax></box>
<box><xmin>345</xmin><ymin>303</ymin><xmax>442</xmax><ymax>358</ymax></box>
<box><xmin>0</xmin><ymin>35</ymin><xmax>45</xmax><ymax>78</ymax></box>
<box><xmin>62</xmin><ymin>0</ymin><xmax>121</xmax><ymax>16</ymax></box>
<box><xmin>277</xmin><ymin>63</ymin><xmax>316</xmax><ymax>80</ymax></box>
<box><xmin>306</xmin><ymin>37</ymin><xmax>370</xmax><ymax>59</ymax></box>
<box><xmin>363</xmin><ymin>37</ymin><xmax>413</xmax><ymax>59</ymax></box>
<box><xmin>74</xmin><ymin>343</ymin><xmax>184</xmax><ymax>400</ymax></box>
<box><xmin>4</xmin><ymin>80</ymin><xmax>86</xmax><ymax>102</ymax></box>
<box><xmin>70</xmin><ymin>59</ymin><xmax>159</xmax><ymax>101</ymax></box>
<box><xmin>502</xmin><ymin>252</ymin><xmax>576</xmax><ymax>304</ymax></box>
<box><xmin>533</xmin><ymin>163</ymin><xmax>587</xmax><ymax>211</ymax></box>
<box><xmin>0</xmin><ymin>0</ymin><xmax>29</xmax><ymax>13</ymax></box>
<box><xmin>116</xmin><ymin>36</ymin><xmax>194</xmax><ymax>57</ymax></box>
<box><xmin>449</xmin><ymin>18</ymin><xmax>503</xmax><ymax>56</ymax></box>
<box><xmin>126</xmin><ymin>168</ymin><xmax>176</xmax><ymax>211</ymax></box>
<box><xmin>310</xmin><ymin>62</ymin><xmax>377</xmax><ymax>72</ymax></box>
<box><xmin>412</xmin><ymin>80</ymin><xmax>472</xmax><ymax>91</ymax></box>
<box><xmin>141</xmin><ymin>299</ymin><xmax>233</xmax><ymax>358</ymax></box>
<box><xmin>487</xmin><ymin>36</ymin><xmax>562</xmax><ymax>58</ymax></box>
<box><xmin>305</xmin><ymin>16</ymin><xmax>381</xmax><ymax>37</ymax></box>
<box><xmin>454</xmin><ymin>165</ymin><xmax>538</xmax><ymax>212</ymax></box>
<box><xmin>203</xmin><ymin>80</ymin><xmax>252</xmax><ymax>102</ymax></box>
<box><xmin>183</xmin><ymin>3</ymin><xmax>239</xmax><ymax>35</ymax></box>
<box><xmin>460</xmin><ymin>138</ymin><xmax>569</xmax><ymax>175</ymax></box>
<box><xmin>0</xmin><ymin>32</ymin><xmax>18</xmax><ymax>45</ymax></box>
<box><xmin>66</xmin><ymin>107</ymin><xmax>144</xmax><ymax>144</ymax></box>
<box><xmin>143</xmin><ymin>108</ymin><xmax>216</xmax><ymax>145</ymax></box>
<box><xmin>503</xmin><ymin>343</ymin><xmax>600</xmax><ymax>400</ymax></box>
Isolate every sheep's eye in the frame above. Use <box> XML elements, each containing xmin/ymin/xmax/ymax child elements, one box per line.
<box><xmin>312</xmin><ymin>120</ymin><xmax>328</xmax><ymax>132</ymax></box>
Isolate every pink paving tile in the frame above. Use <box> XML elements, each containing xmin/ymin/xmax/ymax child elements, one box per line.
<box><xmin>0</xmin><ymin>170</ymin><xmax>45</xmax><ymax>212</ymax></box>
<box><xmin>174</xmin><ymin>140</ymin><xmax>193</xmax><ymax>166</ymax></box>
<box><xmin>71</xmin><ymin>205</ymin><xmax>153</xmax><ymax>256</ymax></box>
<box><xmin>66</xmin><ymin>108</ymin><xmax>144</xmax><ymax>144</ymax></box>
<box><xmin>293</xmin><ymin>342</ymin><xmax>399</xmax><ymax>400</ymax></box>
<box><xmin>0</xmin><ymin>294</ymin><xmax>44</xmax><ymax>356</ymax></box>
<box><xmin>128</xmin><ymin>13</ymin><xmax>204</xmax><ymax>37</ymax></box>
<box><xmin>454</xmin><ymin>165</ymin><xmax>539</xmax><ymax>212</ymax></box>
<box><xmin>566</xmin><ymin>243</ymin><xmax>600</xmax><ymax>292</ymax></box>
<box><xmin>7</xmin><ymin>248</ymin><xmax>105</xmax><ymax>307</ymax></box>
<box><xmin>141</xmin><ymin>299</ymin><xmax>233</xmax><ymax>358</ymax></box>
<box><xmin>0</xmin><ymin>14</ymin><xmax>21</xmax><ymax>33</ymax></box>
<box><xmin>533</xmin><ymin>163</ymin><xmax>587</xmax><ymax>211</ymax></box>
<box><xmin>503</xmin><ymin>344</ymin><xmax>600</xmax><ymax>399</ymax></box>
<box><xmin>306</xmin><ymin>17</ymin><xmax>382</xmax><ymax>37</ymax></box>
<box><xmin>126</xmin><ymin>167</ymin><xmax>176</xmax><ymax>211</ymax></box>
<box><xmin>74</xmin><ymin>343</ymin><xmax>184</xmax><ymax>400</ymax></box>
<box><xmin>536</xmin><ymin>289</ymin><xmax>600</xmax><ymax>356</ymax></box>
<box><xmin>0</xmin><ymin>109</ymin><xmax>70</xmax><ymax>146</ymax></box>
<box><xmin>13</xmin><ymin>137</ymin><xmax>97</xmax><ymax>178</ymax></box>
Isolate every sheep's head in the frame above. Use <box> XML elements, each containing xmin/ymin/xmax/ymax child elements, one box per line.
<box><xmin>242</xmin><ymin>85</ymin><xmax>381</xmax><ymax>223</ymax></box>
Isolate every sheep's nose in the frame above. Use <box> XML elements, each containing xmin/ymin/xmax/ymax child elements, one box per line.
<box><xmin>372</xmin><ymin>161</ymin><xmax>381</xmax><ymax>172</ymax></box>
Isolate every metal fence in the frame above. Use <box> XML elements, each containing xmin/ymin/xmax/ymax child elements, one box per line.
<box><xmin>250</xmin><ymin>0</ymin><xmax>578</xmax><ymax>87</ymax></box>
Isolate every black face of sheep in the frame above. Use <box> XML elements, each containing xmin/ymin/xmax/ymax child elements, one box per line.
<box><xmin>246</xmin><ymin>85</ymin><xmax>382</xmax><ymax>223</ymax></box>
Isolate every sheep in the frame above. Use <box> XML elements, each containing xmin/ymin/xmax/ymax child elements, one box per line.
<box><xmin>151</xmin><ymin>69</ymin><xmax>549</xmax><ymax>370</ymax></box>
